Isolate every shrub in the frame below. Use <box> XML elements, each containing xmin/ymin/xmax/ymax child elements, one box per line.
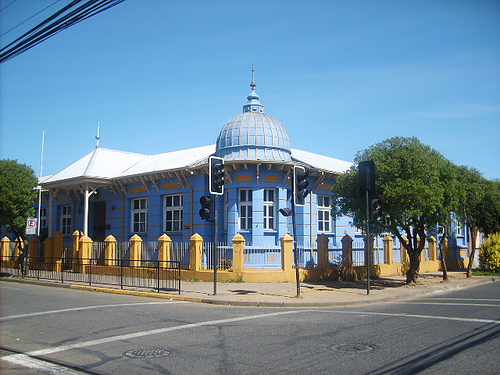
<box><xmin>479</xmin><ymin>233</ymin><xmax>500</xmax><ymax>273</ymax></box>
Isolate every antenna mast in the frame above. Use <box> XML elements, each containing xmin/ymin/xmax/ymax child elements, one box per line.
<box><xmin>37</xmin><ymin>127</ymin><xmax>45</xmax><ymax>237</ymax></box>
<box><xmin>95</xmin><ymin>122</ymin><xmax>101</xmax><ymax>148</ymax></box>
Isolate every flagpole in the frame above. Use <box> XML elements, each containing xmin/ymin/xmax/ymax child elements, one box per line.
<box><xmin>37</xmin><ymin>127</ymin><xmax>45</xmax><ymax>237</ymax></box>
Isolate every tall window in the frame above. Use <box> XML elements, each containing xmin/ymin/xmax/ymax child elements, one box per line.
<box><xmin>40</xmin><ymin>207</ymin><xmax>47</xmax><ymax>229</ymax></box>
<box><xmin>317</xmin><ymin>195</ymin><xmax>332</xmax><ymax>232</ymax></box>
<box><xmin>164</xmin><ymin>194</ymin><xmax>183</xmax><ymax>232</ymax></box>
<box><xmin>264</xmin><ymin>189</ymin><xmax>276</xmax><ymax>230</ymax></box>
<box><xmin>239</xmin><ymin>189</ymin><xmax>252</xmax><ymax>231</ymax></box>
<box><xmin>60</xmin><ymin>205</ymin><xmax>72</xmax><ymax>235</ymax></box>
<box><xmin>131</xmin><ymin>198</ymin><xmax>148</xmax><ymax>233</ymax></box>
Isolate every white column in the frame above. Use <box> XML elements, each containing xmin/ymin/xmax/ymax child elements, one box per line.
<box><xmin>48</xmin><ymin>190</ymin><xmax>54</xmax><ymax>237</ymax></box>
<box><xmin>83</xmin><ymin>185</ymin><xmax>90</xmax><ymax>237</ymax></box>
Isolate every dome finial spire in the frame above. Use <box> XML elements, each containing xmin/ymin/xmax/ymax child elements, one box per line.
<box><xmin>251</xmin><ymin>64</ymin><xmax>256</xmax><ymax>89</ymax></box>
<box><xmin>244</xmin><ymin>64</ymin><xmax>263</xmax><ymax>113</ymax></box>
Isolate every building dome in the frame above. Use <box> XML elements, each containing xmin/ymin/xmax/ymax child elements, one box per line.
<box><xmin>215</xmin><ymin>71</ymin><xmax>292</xmax><ymax>162</ymax></box>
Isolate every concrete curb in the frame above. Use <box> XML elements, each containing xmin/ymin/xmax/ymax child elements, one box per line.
<box><xmin>1</xmin><ymin>276</ymin><xmax>496</xmax><ymax>308</ymax></box>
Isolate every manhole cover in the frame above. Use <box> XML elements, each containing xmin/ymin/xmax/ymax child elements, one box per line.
<box><xmin>329</xmin><ymin>343</ymin><xmax>378</xmax><ymax>353</ymax></box>
<box><xmin>123</xmin><ymin>348</ymin><xmax>171</xmax><ymax>358</ymax></box>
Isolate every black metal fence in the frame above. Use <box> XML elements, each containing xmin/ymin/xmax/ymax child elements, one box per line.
<box><xmin>0</xmin><ymin>256</ymin><xmax>181</xmax><ymax>294</ymax></box>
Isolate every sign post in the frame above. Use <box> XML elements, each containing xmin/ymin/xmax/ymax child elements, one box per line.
<box><xmin>358</xmin><ymin>161</ymin><xmax>375</xmax><ymax>296</ymax></box>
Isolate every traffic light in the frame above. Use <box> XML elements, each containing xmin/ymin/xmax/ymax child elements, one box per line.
<box><xmin>199</xmin><ymin>195</ymin><xmax>212</xmax><ymax>221</ymax></box>
<box><xmin>358</xmin><ymin>160</ymin><xmax>375</xmax><ymax>198</ymax></box>
<box><xmin>293</xmin><ymin>166</ymin><xmax>309</xmax><ymax>206</ymax></box>
<box><xmin>209</xmin><ymin>156</ymin><xmax>225</xmax><ymax>195</ymax></box>
<box><xmin>371</xmin><ymin>199</ymin><xmax>382</xmax><ymax>222</ymax></box>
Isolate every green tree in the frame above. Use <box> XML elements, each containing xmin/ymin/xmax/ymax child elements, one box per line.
<box><xmin>333</xmin><ymin>137</ymin><xmax>460</xmax><ymax>284</ymax></box>
<box><xmin>454</xmin><ymin>166</ymin><xmax>487</xmax><ymax>277</ymax></box>
<box><xmin>454</xmin><ymin>169</ymin><xmax>500</xmax><ymax>277</ymax></box>
<box><xmin>0</xmin><ymin>159</ymin><xmax>38</xmax><ymax>260</ymax></box>
<box><xmin>477</xmin><ymin>180</ymin><xmax>500</xmax><ymax>236</ymax></box>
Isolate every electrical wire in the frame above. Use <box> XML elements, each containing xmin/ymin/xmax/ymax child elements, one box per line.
<box><xmin>0</xmin><ymin>0</ymin><xmax>125</xmax><ymax>64</ymax></box>
<box><xmin>1</xmin><ymin>0</ymin><xmax>62</xmax><ymax>38</ymax></box>
<box><xmin>0</xmin><ymin>0</ymin><xmax>17</xmax><ymax>13</ymax></box>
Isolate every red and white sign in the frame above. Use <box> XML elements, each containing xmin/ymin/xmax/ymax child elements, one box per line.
<box><xmin>25</xmin><ymin>218</ymin><xmax>37</xmax><ymax>235</ymax></box>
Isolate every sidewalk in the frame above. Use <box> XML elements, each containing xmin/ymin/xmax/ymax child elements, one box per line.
<box><xmin>2</xmin><ymin>272</ymin><xmax>496</xmax><ymax>307</ymax></box>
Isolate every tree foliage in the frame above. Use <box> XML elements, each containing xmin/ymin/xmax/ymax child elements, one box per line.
<box><xmin>477</xmin><ymin>180</ymin><xmax>500</xmax><ymax>236</ymax></box>
<box><xmin>479</xmin><ymin>233</ymin><xmax>500</xmax><ymax>273</ymax></box>
<box><xmin>333</xmin><ymin>137</ymin><xmax>460</xmax><ymax>284</ymax></box>
<box><xmin>0</xmin><ymin>159</ymin><xmax>38</xmax><ymax>242</ymax></box>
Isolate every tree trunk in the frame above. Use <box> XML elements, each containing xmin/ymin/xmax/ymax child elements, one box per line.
<box><xmin>466</xmin><ymin>227</ymin><xmax>478</xmax><ymax>278</ymax></box>
<box><xmin>439</xmin><ymin>237</ymin><xmax>448</xmax><ymax>282</ymax></box>
<box><xmin>406</xmin><ymin>250</ymin><xmax>420</xmax><ymax>284</ymax></box>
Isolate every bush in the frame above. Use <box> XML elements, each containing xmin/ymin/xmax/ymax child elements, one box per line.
<box><xmin>479</xmin><ymin>233</ymin><xmax>500</xmax><ymax>273</ymax></box>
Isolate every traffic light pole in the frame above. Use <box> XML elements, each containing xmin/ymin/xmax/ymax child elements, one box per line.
<box><xmin>213</xmin><ymin>194</ymin><xmax>218</xmax><ymax>295</ymax></box>
<box><xmin>291</xmin><ymin>200</ymin><xmax>301</xmax><ymax>298</ymax></box>
<box><xmin>365</xmin><ymin>189</ymin><xmax>371</xmax><ymax>295</ymax></box>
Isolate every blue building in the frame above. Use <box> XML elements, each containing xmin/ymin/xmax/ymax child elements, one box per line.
<box><xmin>37</xmin><ymin>76</ymin><xmax>355</xmax><ymax>251</ymax></box>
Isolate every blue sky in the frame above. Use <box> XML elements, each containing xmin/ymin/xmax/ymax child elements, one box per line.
<box><xmin>1</xmin><ymin>0</ymin><xmax>499</xmax><ymax>180</ymax></box>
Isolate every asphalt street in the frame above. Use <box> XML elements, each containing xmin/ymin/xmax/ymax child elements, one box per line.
<box><xmin>1</xmin><ymin>281</ymin><xmax>499</xmax><ymax>375</ymax></box>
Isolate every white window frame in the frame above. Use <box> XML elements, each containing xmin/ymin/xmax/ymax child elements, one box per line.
<box><xmin>264</xmin><ymin>189</ymin><xmax>276</xmax><ymax>231</ymax></box>
<box><xmin>164</xmin><ymin>194</ymin><xmax>183</xmax><ymax>233</ymax></box>
<box><xmin>239</xmin><ymin>189</ymin><xmax>252</xmax><ymax>231</ymax></box>
<box><xmin>456</xmin><ymin>221</ymin><xmax>464</xmax><ymax>237</ymax></box>
<box><xmin>317</xmin><ymin>195</ymin><xmax>332</xmax><ymax>233</ymax></box>
<box><xmin>60</xmin><ymin>205</ymin><xmax>72</xmax><ymax>235</ymax></box>
<box><xmin>131</xmin><ymin>198</ymin><xmax>148</xmax><ymax>233</ymax></box>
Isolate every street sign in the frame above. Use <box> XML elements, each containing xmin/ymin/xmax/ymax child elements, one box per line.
<box><xmin>25</xmin><ymin>218</ymin><xmax>37</xmax><ymax>235</ymax></box>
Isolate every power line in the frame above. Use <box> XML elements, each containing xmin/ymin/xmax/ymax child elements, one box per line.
<box><xmin>0</xmin><ymin>0</ymin><xmax>18</xmax><ymax>13</ymax></box>
<box><xmin>0</xmin><ymin>0</ymin><xmax>125</xmax><ymax>64</ymax></box>
<box><xmin>1</xmin><ymin>0</ymin><xmax>62</xmax><ymax>38</ymax></box>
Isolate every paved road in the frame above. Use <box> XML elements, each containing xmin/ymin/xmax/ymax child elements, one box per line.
<box><xmin>1</xmin><ymin>281</ymin><xmax>499</xmax><ymax>374</ymax></box>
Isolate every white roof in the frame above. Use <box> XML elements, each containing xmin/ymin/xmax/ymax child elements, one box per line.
<box><xmin>291</xmin><ymin>148</ymin><xmax>353</xmax><ymax>174</ymax></box>
<box><xmin>42</xmin><ymin>148</ymin><xmax>146</xmax><ymax>185</ymax></box>
<box><xmin>118</xmin><ymin>145</ymin><xmax>216</xmax><ymax>177</ymax></box>
<box><xmin>41</xmin><ymin>145</ymin><xmax>352</xmax><ymax>186</ymax></box>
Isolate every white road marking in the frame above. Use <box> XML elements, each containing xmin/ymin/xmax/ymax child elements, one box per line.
<box><xmin>2</xmin><ymin>310</ymin><xmax>302</xmax><ymax>371</ymax></box>
<box><xmin>316</xmin><ymin>310</ymin><xmax>500</xmax><ymax>324</ymax></box>
<box><xmin>4</xmin><ymin>354</ymin><xmax>87</xmax><ymax>374</ymax></box>
<box><xmin>3</xmin><ymin>308</ymin><xmax>499</xmax><ymax>373</ymax></box>
<box><xmin>1</xmin><ymin>301</ymin><xmax>181</xmax><ymax>321</ymax></box>
<box><xmin>397</xmin><ymin>302</ymin><xmax>500</xmax><ymax>307</ymax></box>
<box><xmin>417</xmin><ymin>297</ymin><xmax>500</xmax><ymax>302</ymax></box>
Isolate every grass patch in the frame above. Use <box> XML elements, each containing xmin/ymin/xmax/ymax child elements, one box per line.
<box><xmin>472</xmin><ymin>270</ymin><xmax>500</xmax><ymax>277</ymax></box>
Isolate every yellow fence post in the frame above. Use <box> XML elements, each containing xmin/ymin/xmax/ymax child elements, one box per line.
<box><xmin>428</xmin><ymin>236</ymin><xmax>437</xmax><ymax>261</ymax></box>
<box><xmin>232</xmin><ymin>233</ymin><xmax>245</xmax><ymax>274</ymax></box>
<box><xmin>53</xmin><ymin>232</ymin><xmax>64</xmax><ymax>271</ymax></box>
<box><xmin>317</xmin><ymin>234</ymin><xmax>329</xmax><ymax>269</ymax></box>
<box><xmin>44</xmin><ymin>237</ymin><xmax>54</xmax><ymax>269</ymax></box>
<box><xmin>280</xmin><ymin>233</ymin><xmax>294</xmax><ymax>271</ymax></box>
<box><xmin>105</xmin><ymin>235</ymin><xmax>117</xmax><ymax>266</ymax></box>
<box><xmin>158</xmin><ymin>234</ymin><xmax>172</xmax><ymax>266</ymax></box>
<box><xmin>72</xmin><ymin>230</ymin><xmax>83</xmax><ymax>270</ymax></box>
<box><xmin>383</xmin><ymin>235</ymin><xmax>393</xmax><ymax>265</ymax></box>
<box><xmin>1</xmin><ymin>236</ymin><xmax>11</xmax><ymax>259</ymax></box>
<box><xmin>79</xmin><ymin>236</ymin><xmax>93</xmax><ymax>273</ymax></box>
<box><xmin>129</xmin><ymin>234</ymin><xmax>142</xmax><ymax>268</ymax></box>
<box><xmin>29</xmin><ymin>236</ymin><xmax>39</xmax><ymax>268</ymax></box>
<box><xmin>190</xmin><ymin>233</ymin><xmax>203</xmax><ymax>271</ymax></box>
<box><xmin>341</xmin><ymin>234</ymin><xmax>353</xmax><ymax>266</ymax></box>
<box><xmin>29</xmin><ymin>236</ymin><xmax>39</xmax><ymax>258</ymax></box>
<box><xmin>400</xmin><ymin>236</ymin><xmax>408</xmax><ymax>264</ymax></box>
